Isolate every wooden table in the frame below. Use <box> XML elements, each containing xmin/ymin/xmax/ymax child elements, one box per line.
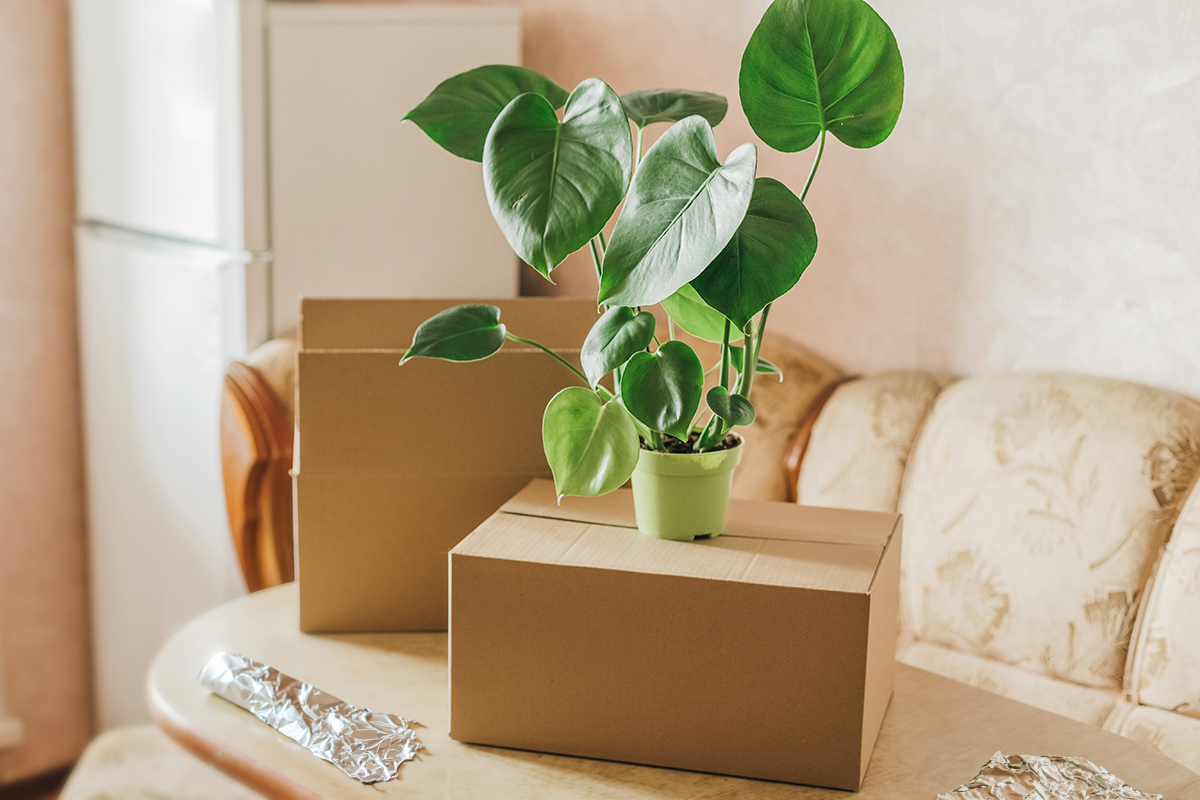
<box><xmin>149</xmin><ymin>585</ymin><xmax>1200</xmax><ymax>799</ymax></box>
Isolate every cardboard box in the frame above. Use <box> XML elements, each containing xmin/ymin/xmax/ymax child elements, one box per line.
<box><xmin>449</xmin><ymin>479</ymin><xmax>902</xmax><ymax>790</ymax></box>
<box><xmin>295</xmin><ymin>298</ymin><xmax>599</xmax><ymax>632</ymax></box>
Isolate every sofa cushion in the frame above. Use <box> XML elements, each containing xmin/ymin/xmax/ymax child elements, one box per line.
<box><xmin>898</xmin><ymin>374</ymin><xmax>1200</xmax><ymax>690</ymax></box>
<box><xmin>797</xmin><ymin>371</ymin><xmax>955</xmax><ymax>512</ymax></box>
<box><xmin>1105</xmin><ymin>702</ymin><xmax>1200</xmax><ymax>774</ymax></box>
<box><xmin>899</xmin><ymin>640</ymin><xmax>1118</xmax><ymax>728</ymax></box>
<box><xmin>1126</xmin><ymin>484</ymin><xmax>1200</xmax><ymax>719</ymax></box>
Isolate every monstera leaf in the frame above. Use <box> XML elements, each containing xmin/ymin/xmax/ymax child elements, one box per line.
<box><xmin>740</xmin><ymin>0</ymin><xmax>904</xmax><ymax>152</ymax></box>
<box><xmin>400</xmin><ymin>304</ymin><xmax>505</xmax><ymax>364</ymax></box>
<box><xmin>599</xmin><ymin>117</ymin><xmax>756</xmax><ymax>308</ymax></box>
<box><xmin>580</xmin><ymin>307</ymin><xmax>656</xmax><ymax>387</ymax></box>
<box><xmin>692</xmin><ymin>178</ymin><xmax>817</xmax><ymax>331</ymax></box>
<box><xmin>542</xmin><ymin>388</ymin><xmax>640</xmax><ymax>499</ymax></box>
<box><xmin>706</xmin><ymin>386</ymin><xmax>756</xmax><ymax>426</ymax></box>
<box><xmin>619</xmin><ymin>341</ymin><xmax>705</xmax><ymax>441</ymax></box>
<box><xmin>484</xmin><ymin>78</ymin><xmax>632</xmax><ymax>278</ymax></box>
<box><xmin>621</xmin><ymin>89</ymin><xmax>728</xmax><ymax>128</ymax></box>
<box><xmin>403</xmin><ymin>65</ymin><xmax>568</xmax><ymax>161</ymax></box>
<box><xmin>660</xmin><ymin>284</ymin><xmax>733</xmax><ymax>343</ymax></box>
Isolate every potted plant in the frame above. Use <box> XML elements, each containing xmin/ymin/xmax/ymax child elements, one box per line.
<box><xmin>399</xmin><ymin>0</ymin><xmax>903</xmax><ymax>540</ymax></box>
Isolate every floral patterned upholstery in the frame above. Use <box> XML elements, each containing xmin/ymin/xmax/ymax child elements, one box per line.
<box><xmin>1106</xmin><ymin>702</ymin><xmax>1200</xmax><ymax>774</ymax></box>
<box><xmin>900</xmin><ymin>640</ymin><xmax>1119</xmax><ymax>727</ymax></box>
<box><xmin>1127</xmin><ymin>483</ymin><xmax>1200</xmax><ymax>720</ymax></box>
<box><xmin>797</xmin><ymin>372</ymin><xmax>955</xmax><ymax>512</ymax></box>
<box><xmin>793</xmin><ymin>369</ymin><xmax>1200</xmax><ymax>773</ymax></box>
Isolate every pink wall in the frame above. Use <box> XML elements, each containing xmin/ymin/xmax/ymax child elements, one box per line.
<box><xmin>473</xmin><ymin>0</ymin><xmax>1200</xmax><ymax>399</ymax></box>
<box><xmin>0</xmin><ymin>0</ymin><xmax>93</xmax><ymax>783</ymax></box>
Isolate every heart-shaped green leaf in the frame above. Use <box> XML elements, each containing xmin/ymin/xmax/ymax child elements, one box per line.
<box><xmin>729</xmin><ymin>346</ymin><xmax>784</xmax><ymax>382</ymax></box>
<box><xmin>581</xmin><ymin>307</ymin><xmax>656</xmax><ymax>388</ymax></box>
<box><xmin>707</xmin><ymin>386</ymin><xmax>757</xmax><ymax>426</ymax></box>
<box><xmin>599</xmin><ymin>117</ymin><xmax>756</xmax><ymax>307</ymax></box>
<box><xmin>692</xmin><ymin>177</ymin><xmax>817</xmax><ymax>331</ymax></box>
<box><xmin>403</xmin><ymin>65</ymin><xmax>569</xmax><ymax>162</ymax></box>
<box><xmin>660</xmin><ymin>284</ymin><xmax>733</xmax><ymax>343</ymax></box>
<box><xmin>400</xmin><ymin>304</ymin><xmax>505</xmax><ymax>364</ymax></box>
<box><xmin>621</xmin><ymin>89</ymin><xmax>728</xmax><ymax>128</ymax></box>
<box><xmin>619</xmin><ymin>341</ymin><xmax>704</xmax><ymax>441</ymax></box>
<box><xmin>740</xmin><ymin>0</ymin><xmax>904</xmax><ymax>152</ymax></box>
<box><xmin>542</xmin><ymin>387</ymin><xmax>640</xmax><ymax>499</ymax></box>
<box><xmin>484</xmin><ymin>78</ymin><xmax>632</xmax><ymax>278</ymax></box>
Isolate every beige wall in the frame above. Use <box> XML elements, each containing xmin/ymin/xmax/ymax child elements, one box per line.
<box><xmin>482</xmin><ymin>0</ymin><xmax>1200</xmax><ymax>399</ymax></box>
<box><xmin>0</xmin><ymin>0</ymin><xmax>93</xmax><ymax>783</ymax></box>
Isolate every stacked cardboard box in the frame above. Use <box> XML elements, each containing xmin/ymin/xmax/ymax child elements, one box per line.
<box><xmin>294</xmin><ymin>298</ymin><xmax>598</xmax><ymax>632</ymax></box>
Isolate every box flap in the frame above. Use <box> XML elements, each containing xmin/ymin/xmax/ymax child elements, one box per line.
<box><xmin>299</xmin><ymin>297</ymin><xmax>598</xmax><ymax>351</ymax></box>
<box><xmin>456</xmin><ymin>479</ymin><xmax>901</xmax><ymax>593</ymax></box>
<box><xmin>502</xmin><ymin>479</ymin><xmax>900</xmax><ymax>547</ymax></box>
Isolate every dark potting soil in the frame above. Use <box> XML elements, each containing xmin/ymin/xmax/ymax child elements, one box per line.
<box><xmin>641</xmin><ymin>432</ymin><xmax>741</xmax><ymax>454</ymax></box>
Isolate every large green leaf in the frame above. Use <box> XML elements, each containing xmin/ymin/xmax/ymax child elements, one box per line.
<box><xmin>542</xmin><ymin>388</ymin><xmax>640</xmax><ymax>499</ymax></box>
<box><xmin>484</xmin><ymin>78</ymin><xmax>632</xmax><ymax>278</ymax></box>
<box><xmin>660</xmin><ymin>284</ymin><xmax>732</xmax><ymax>343</ymax></box>
<box><xmin>400</xmin><ymin>304</ymin><xmax>505</xmax><ymax>364</ymax></box>
<box><xmin>621</xmin><ymin>89</ymin><xmax>728</xmax><ymax>128</ymax></box>
<box><xmin>599</xmin><ymin>117</ymin><xmax>756</xmax><ymax>308</ymax></box>
<box><xmin>619</xmin><ymin>341</ymin><xmax>704</xmax><ymax>441</ymax></box>
<box><xmin>707</xmin><ymin>386</ymin><xmax>757</xmax><ymax>426</ymax></box>
<box><xmin>580</xmin><ymin>307</ymin><xmax>656</xmax><ymax>388</ymax></box>
<box><xmin>403</xmin><ymin>65</ymin><xmax>568</xmax><ymax>162</ymax></box>
<box><xmin>740</xmin><ymin>0</ymin><xmax>904</xmax><ymax>152</ymax></box>
<box><xmin>692</xmin><ymin>177</ymin><xmax>817</xmax><ymax>331</ymax></box>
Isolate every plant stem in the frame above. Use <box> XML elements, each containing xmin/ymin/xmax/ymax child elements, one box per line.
<box><xmin>800</xmin><ymin>128</ymin><xmax>826</xmax><ymax>203</ymax></box>
<box><xmin>719</xmin><ymin>318</ymin><xmax>732</xmax><ymax>390</ymax></box>
<box><xmin>589</xmin><ymin>237</ymin><xmax>603</xmax><ymax>285</ymax></box>
<box><xmin>737</xmin><ymin>303</ymin><xmax>770</xmax><ymax>400</ymax></box>
<box><xmin>634</xmin><ymin>125</ymin><xmax>645</xmax><ymax>173</ymax></box>
<box><xmin>598</xmin><ymin>230</ymin><xmax>607</xmax><ymax>253</ymax></box>
<box><xmin>505</xmin><ymin>332</ymin><xmax>591</xmax><ymax>387</ymax></box>
<box><xmin>668</xmin><ymin>316</ymin><xmax>676</xmax><ymax>341</ymax></box>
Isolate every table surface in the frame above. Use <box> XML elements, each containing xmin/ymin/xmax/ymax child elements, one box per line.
<box><xmin>149</xmin><ymin>584</ymin><xmax>1200</xmax><ymax>799</ymax></box>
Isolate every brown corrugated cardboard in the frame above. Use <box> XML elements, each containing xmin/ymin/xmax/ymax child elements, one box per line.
<box><xmin>295</xmin><ymin>298</ymin><xmax>599</xmax><ymax>632</ymax></box>
<box><xmin>449</xmin><ymin>479</ymin><xmax>902</xmax><ymax>790</ymax></box>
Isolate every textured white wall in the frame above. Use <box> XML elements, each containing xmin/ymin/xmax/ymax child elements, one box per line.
<box><xmin>767</xmin><ymin>0</ymin><xmax>1200</xmax><ymax>395</ymax></box>
<box><xmin>513</xmin><ymin>0</ymin><xmax>1200</xmax><ymax>397</ymax></box>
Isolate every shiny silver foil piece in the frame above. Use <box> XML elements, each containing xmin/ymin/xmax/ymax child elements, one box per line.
<box><xmin>198</xmin><ymin>651</ymin><xmax>423</xmax><ymax>783</ymax></box>
<box><xmin>938</xmin><ymin>752</ymin><xmax>1162</xmax><ymax>800</ymax></box>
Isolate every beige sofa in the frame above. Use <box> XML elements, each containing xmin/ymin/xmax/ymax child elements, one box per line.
<box><xmin>739</xmin><ymin>337</ymin><xmax>1200</xmax><ymax>774</ymax></box>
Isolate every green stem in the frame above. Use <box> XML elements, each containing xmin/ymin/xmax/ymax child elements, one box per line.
<box><xmin>652</xmin><ymin>334</ymin><xmax>662</xmax><ymax>348</ymax></box>
<box><xmin>800</xmin><ymin>128</ymin><xmax>826</xmax><ymax>203</ymax></box>
<box><xmin>634</xmin><ymin>125</ymin><xmax>645</xmax><ymax>173</ymax></box>
<box><xmin>505</xmin><ymin>332</ymin><xmax>590</xmax><ymax>387</ymax></box>
<box><xmin>589</xmin><ymin>238</ymin><xmax>603</xmax><ymax>285</ymax></box>
<box><xmin>598</xmin><ymin>230</ymin><xmax>607</xmax><ymax>253</ymax></box>
<box><xmin>668</xmin><ymin>316</ymin><xmax>676</xmax><ymax>341</ymax></box>
<box><xmin>719</xmin><ymin>318</ymin><xmax>732</xmax><ymax>390</ymax></box>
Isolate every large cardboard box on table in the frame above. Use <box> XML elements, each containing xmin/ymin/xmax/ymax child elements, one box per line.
<box><xmin>450</xmin><ymin>479</ymin><xmax>903</xmax><ymax>791</ymax></box>
<box><xmin>295</xmin><ymin>298</ymin><xmax>598</xmax><ymax>632</ymax></box>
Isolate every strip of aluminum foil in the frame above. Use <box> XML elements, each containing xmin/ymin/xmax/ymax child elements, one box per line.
<box><xmin>938</xmin><ymin>752</ymin><xmax>1162</xmax><ymax>800</ymax></box>
<box><xmin>198</xmin><ymin>651</ymin><xmax>423</xmax><ymax>783</ymax></box>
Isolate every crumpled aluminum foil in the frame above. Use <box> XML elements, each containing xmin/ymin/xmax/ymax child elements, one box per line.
<box><xmin>198</xmin><ymin>651</ymin><xmax>423</xmax><ymax>783</ymax></box>
<box><xmin>938</xmin><ymin>752</ymin><xmax>1162</xmax><ymax>800</ymax></box>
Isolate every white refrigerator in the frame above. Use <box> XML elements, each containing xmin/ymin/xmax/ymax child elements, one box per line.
<box><xmin>71</xmin><ymin>0</ymin><xmax>520</xmax><ymax>728</ymax></box>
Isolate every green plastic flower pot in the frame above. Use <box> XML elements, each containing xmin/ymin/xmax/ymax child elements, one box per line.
<box><xmin>630</xmin><ymin>435</ymin><xmax>744</xmax><ymax>540</ymax></box>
